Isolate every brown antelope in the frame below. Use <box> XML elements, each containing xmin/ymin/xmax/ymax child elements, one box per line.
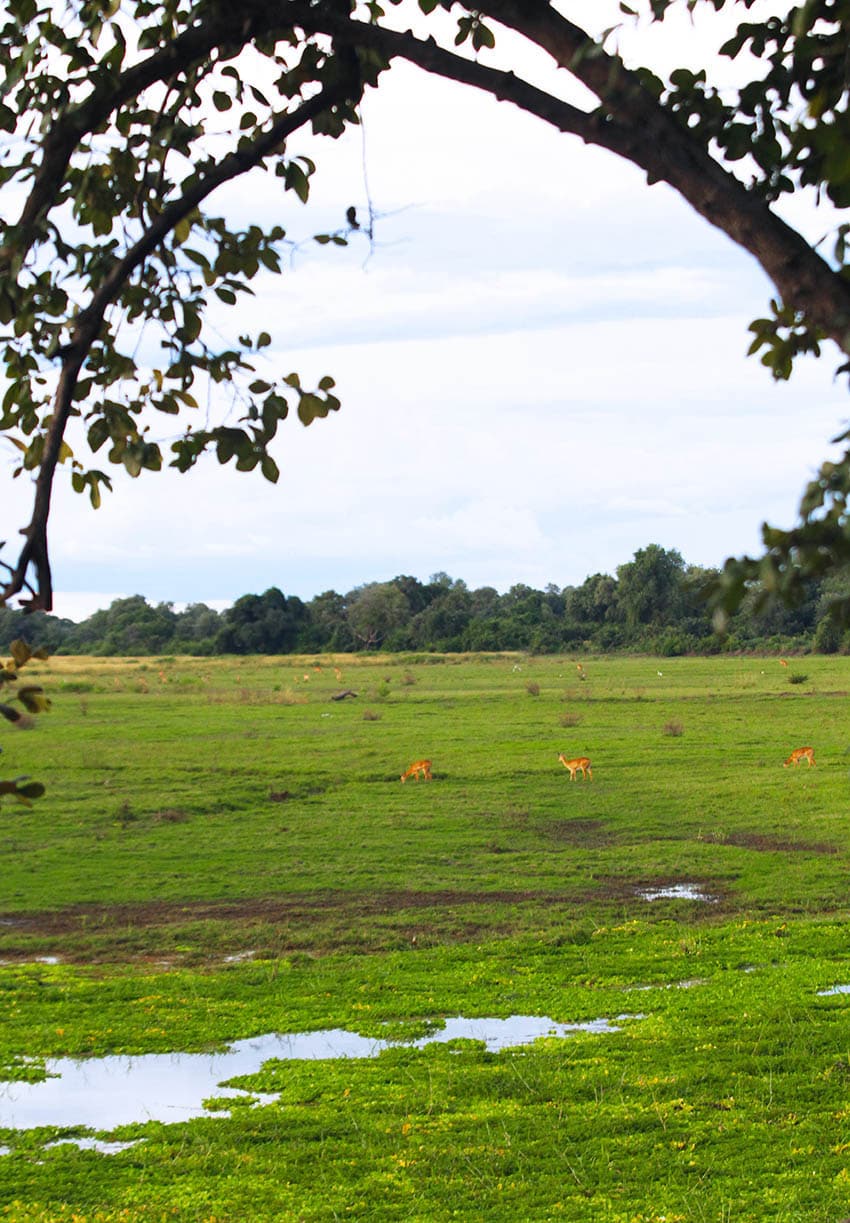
<box><xmin>783</xmin><ymin>746</ymin><xmax>816</xmax><ymax>768</ymax></box>
<box><xmin>558</xmin><ymin>752</ymin><xmax>592</xmax><ymax>781</ymax></box>
<box><xmin>780</xmin><ymin>658</ymin><xmax>789</xmax><ymax>668</ymax></box>
<box><xmin>401</xmin><ymin>759</ymin><xmax>432</xmax><ymax>783</ymax></box>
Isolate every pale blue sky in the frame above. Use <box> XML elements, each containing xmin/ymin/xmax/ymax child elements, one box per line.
<box><xmin>3</xmin><ymin>2</ymin><xmax>848</xmax><ymax>621</ymax></box>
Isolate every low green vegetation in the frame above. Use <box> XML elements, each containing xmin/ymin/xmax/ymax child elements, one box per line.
<box><xmin>1</xmin><ymin>653</ymin><xmax>850</xmax><ymax>1220</ymax></box>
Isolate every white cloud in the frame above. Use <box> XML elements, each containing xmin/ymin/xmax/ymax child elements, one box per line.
<box><xmin>412</xmin><ymin>500</ymin><xmax>546</xmax><ymax>554</ymax></box>
<box><xmin>50</xmin><ymin>592</ymin><xmax>129</xmax><ymax>622</ymax></box>
<box><xmin>27</xmin><ymin>302</ymin><xmax>844</xmax><ymax>612</ymax></box>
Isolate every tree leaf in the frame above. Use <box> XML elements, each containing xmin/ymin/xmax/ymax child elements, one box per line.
<box><xmin>9</xmin><ymin>640</ymin><xmax>31</xmax><ymax>669</ymax></box>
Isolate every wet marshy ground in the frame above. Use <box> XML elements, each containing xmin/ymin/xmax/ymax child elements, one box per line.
<box><xmin>0</xmin><ymin>1014</ymin><xmax>635</xmax><ymax>1137</ymax></box>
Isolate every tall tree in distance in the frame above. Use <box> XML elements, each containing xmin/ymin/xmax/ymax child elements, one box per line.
<box><xmin>616</xmin><ymin>545</ymin><xmax>687</xmax><ymax>633</ymax></box>
<box><xmin>2</xmin><ymin>1</ymin><xmax>850</xmax><ymax>614</ymax></box>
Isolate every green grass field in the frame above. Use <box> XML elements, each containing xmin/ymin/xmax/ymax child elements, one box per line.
<box><xmin>2</xmin><ymin>652</ymin><xmax>850</xmax><ymax>1220</ymax></box>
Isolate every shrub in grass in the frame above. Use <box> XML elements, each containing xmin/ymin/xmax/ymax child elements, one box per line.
<box><xmin>154</xmin><ymin>808</ymin><xmax>190</xmax><ymax>823</ymax></box>
<box><xmin>115</xmin><ymin>800</ymin><xmax>136</xmax><ymax>827</ymax></box>
<box><xmin>363</xmin><ymin>709</ymin><xmax>381</xmax><ymax>721</ymax></box>
<box><xmin>526</xmin><ymin>680</ymin><xmax>540</xmax><ymax>696</ymax></box>
<box><xmin>560</xmin><ymin>712</ymin><xmax>582</xmax><ymax>727</ymax></box>
<box><xmin>789</xmin><ymin>673</ymin><xmax>808</xmax><ymax>685</ymax></box>
<box><xmin>663</xmin><ymin>720</ymin><xmax>684</xmax><ymax>736</ymax></box>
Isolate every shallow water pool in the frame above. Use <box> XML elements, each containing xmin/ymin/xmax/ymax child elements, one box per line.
<box><xmin>0</xmin><ymin>1014</ymin><xmax>632</xmax><ymax>1133</ymax></box>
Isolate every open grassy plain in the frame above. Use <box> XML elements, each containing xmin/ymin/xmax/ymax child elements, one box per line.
<box><xmin>1</xmin><ymin>652</ymin><xmax>850</xmax><ymax>1220</ymax></box>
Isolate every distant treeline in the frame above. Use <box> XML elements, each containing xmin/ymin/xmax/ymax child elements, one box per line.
<box><xmin>2</xmin><ymin>545</ymin><xmax>848</xmax><ymax>657</ymax></box>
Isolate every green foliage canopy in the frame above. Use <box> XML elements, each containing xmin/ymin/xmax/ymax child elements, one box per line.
<box><xmin>2</xmin><ymin>545</ymin><xmax>846</xmax><ymax>656</ymax></box>
<box><xmin>2</xmin><ymin>1</ymin><xmax>850</xmax><ymax>613</ymax></box>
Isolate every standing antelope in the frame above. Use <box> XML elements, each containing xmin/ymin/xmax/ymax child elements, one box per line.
<box><xmin>401</xmin><ymin>759</ymin><xmax>432</xmax><ymax>783</ymax></box>
<box><xmin>558</xmin><ymin>752</ymin><xmax>593</xmax><ymax>781</ymax></box>
<box><xmin>783</xmin><ymin>747</ymin><xmax>816</xmax><ymax>768</ymax></box>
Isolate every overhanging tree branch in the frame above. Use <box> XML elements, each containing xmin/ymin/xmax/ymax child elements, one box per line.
<box><xmin>291</xmin><ymin>5</ymin><xmax>850</xmax><ymax>362</ymax></box>
<box><xmin>3</xmin><ymin>78</ymin><xmax>354</xmax><ymax>612</ymax></box>
<box><xmin>1</xmin><ymin>6</ymin><xmax>278</xmax><ymax>274</ymax></box>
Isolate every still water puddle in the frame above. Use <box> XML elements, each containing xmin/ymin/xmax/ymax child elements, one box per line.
<box><xmin>628</xmin><ymin>978</ymin><xmax>705</xmax><ymax>992</ymax></box>
<box><xmin>46</xmin><ymin>1138</ymin><xmax>139</xmax><ymax>1154</ymax></box>
<box><xmin>817</xmin><ymin>984</ymin><xmax>850</xmax><ymax>996</ymax></box>
<box><xmin>0</xmin><ymin>957</ymin><xmax>60</xmax><ymax>967</ymax></box>
<box><xmin>0</xmin><ymin>1015</ymin><xmax>632</xmax><ymax>1134</ymax></box>
<box><xmin>638</xmin><ymin>883</ymin><xmax>716</xmax><ymax>902</ymax></box>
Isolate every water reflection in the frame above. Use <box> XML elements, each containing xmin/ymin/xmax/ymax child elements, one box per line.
<box><xmin>638</xmin><ymin>884</ymin><xmax>715</xmax><ymax>902</ymax></box>
<box><xmin>46</xmin><ymin>1138</ymin><xmax>139</xmax><ymax>1154</ymax></box>
<box><xmin>0</xmin><ymin>1015</ymin><xmax>629</xmax><ymax>1133</ymax></box>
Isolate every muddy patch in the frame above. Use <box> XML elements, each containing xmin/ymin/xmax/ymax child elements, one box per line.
<box><xmin>542</xmin><ymin>818</ymin><xmax>613</xmax><ymax>847</ymax></box>
<box><xmin>718</xmin><ymin>831</ymin><xmax>838</xmax><ymax>856</ymax></box>
<box><xmin>0</xmin><ymin>890</ymin><xmax>600</xmax><ymax>962</ymax></box>
<box><xmin>0</xmin><ymin>890</ymin><xmax>587</xmax><ymax>939</ymax></box>
<box><xmin>3</xmin><ymin>890</ymin><xmax>572</xmax><ymax>934</ymax></box>
<box><xmin>589</xmin><ymin>876</ymin><xmax>728</xmax><ymax>907</ymax></box>
<box><xmin>0</xmin><ymin>877</ymin><xmax>732</xmax><ymax>963</ymax></box>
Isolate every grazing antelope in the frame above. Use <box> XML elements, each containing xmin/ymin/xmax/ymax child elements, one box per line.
<box><xmin>783</xmin><ymin>746</ymin><xmax>816</xmax><ymax>768</ymax></box>
<box><xmin>780</xmin><ymin>658</ymin><xmax>789</xmax><ymax>668</ymax></box>
<box><xmin>401</xmin><ymin>759</ymin><xmax>432</xmax><ymax>783</ymax></box>
<box><xmin>558</xmin><ymin>753</ymin><xmax>593</xmax><ymax>781</ymax></box>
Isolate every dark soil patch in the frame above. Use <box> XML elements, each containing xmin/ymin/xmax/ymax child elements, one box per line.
<box><xmin>153</xmin><ymin>808</ymin><xmax>190</xmax><ymax>823</ymax></box>
<box><xmin>0</xmin><ymin>878</ymin><xmax>743</xmax><ymax>964</ymax></box>
<box><xmin>592</xmin><ymin>876</ymin><xmax>730</xmax><ymax>906</ymax></box>
<box><xmin>543</xmin><ymin>818</ymin><xmax>613</xmax><ymax>847</ymax></box>
<box><xmin>0</xmin><ymin>889</ymin><xmax>583</xmax><ymax>940</ymax></box>
<box><xmin>715</xmin><ymin>831</ymin><xmax>838</xmax><ymax>855</ymax></box>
